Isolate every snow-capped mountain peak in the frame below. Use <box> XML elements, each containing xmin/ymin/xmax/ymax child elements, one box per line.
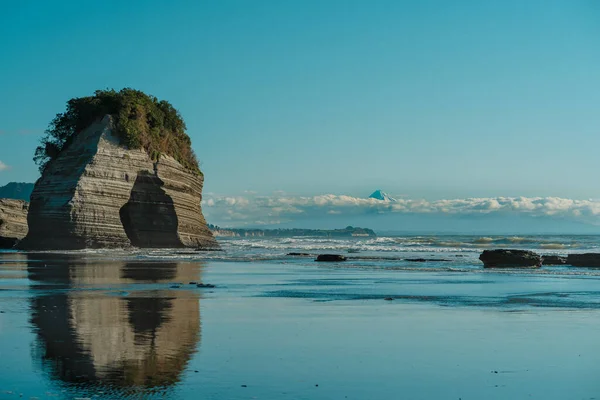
<box><xmin>369</xmin><ymin>190</ymin><xmax>397</xmax><ymax>202</ymax></box>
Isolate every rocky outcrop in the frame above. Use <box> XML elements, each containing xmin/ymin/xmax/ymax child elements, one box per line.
<box><xmin>19</xmin><ymin>115</ymin><xmax>218</xmax><ymax>250</ymax></box>
<box><xmin>0</xmin><ymin>199</ymin><xmax>28</xmax><ymax>248</ymax></box>
<box><xmin>541</xmin><ymin>255</ymin><xmax>567</xmax><ymax>265</ymax></box>
<box><xmin>479</xmin><ymin>249</ymin><xmax>542</xmax><ymax>268</ymax></box>
<box><xmin>566</xmin><ymin>253</ymin><xmax>600</xmax><ymax>267</ymax></box>
<box><xmin>316</xmin><ymin>254</ymin><xmax>347</xmax><ymax>262</ymax></box>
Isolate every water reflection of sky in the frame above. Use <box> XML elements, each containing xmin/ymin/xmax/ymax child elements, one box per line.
<box><xmin>1</xmin><ymin>253</ymin><xmax>600</xmax><ymax>399</ymax></box>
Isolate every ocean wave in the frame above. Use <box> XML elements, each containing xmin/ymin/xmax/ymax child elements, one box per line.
<box><xmin>539</xmin><ymin>243</ymin><xmax>568</xmax><ymax>249</ymax></box>
<box><xmin>3</xmin><ymin>235</ymin><xmax>598</xmax><ymax>268</ymax></box>
<box><xmin>219</xmin><ymin>236</ymin><xmax>581</xmax><ymax>253</ymax></box>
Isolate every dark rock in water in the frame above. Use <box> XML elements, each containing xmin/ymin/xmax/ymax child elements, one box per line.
<box><xmin>405</xmin><ymin>258</ymin><xmax>451</xmax><ymax>262</ymax></box>
<box><xmin>0</xmin><ymin>199</ymin><xmax>29</xmax><ymax>249</ymax></box>
<box><xmin>287</xmin><ymin>252</ymin><xmax>311</xmax><ymax>256</ymax></box>
<box><xmin>541</xmin><ymin>255</ymin><xmax>567</xmax><ymax>265</ymax></box>
<box><xmin>384</xmin><ymin>297</ymin><xmax>394</xmax><ymax>301</ymax></box>
<box><xmin>315</xmin><ymin>254</ymin><xmax>347</xmax><ymax>262</ymax></box>
<box><xmin>188</xmin><ymin>281</ymin><xmax>198</xmax><ymax>285</ymax></box>
<box><xmin>479</xmin><ymin>249</ymin><xmax>542</xmax><ymax>268</ymax></box>
<box><xmin>567</xmin><ymin>253</ymin><xmax>600</xmax><ymax>267</ymax></box>
<box><xmin>197</xmin><ymin>283</ymin><xmax>216</xmax><ymax>288</ymax></box>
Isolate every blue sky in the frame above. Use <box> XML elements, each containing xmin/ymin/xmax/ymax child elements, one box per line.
<box><xmin>1</xmin><ymin>1</ymin><xmax>600</xmax><ymax>230</ymax></box>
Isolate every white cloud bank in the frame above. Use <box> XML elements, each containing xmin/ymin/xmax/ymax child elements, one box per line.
<box><xmin>0</xmin><ymin>161</ymin><xmax>9</xmax><ymax>171</ymax></box>
<box><xmin>202</xmin><ymin>193</ymin><xmax>600</xmax><ymax>226</ymax></box>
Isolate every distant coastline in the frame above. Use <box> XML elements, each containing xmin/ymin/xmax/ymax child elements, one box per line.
<box><xmin>0</xmin><ymin>182</ymin><xmax>34</xmax><ymax>202</ymax></box>
<box><xmin>208</xmin><ymin>225</ymin><xmax>376</xmax><ymax>238</ymax></box>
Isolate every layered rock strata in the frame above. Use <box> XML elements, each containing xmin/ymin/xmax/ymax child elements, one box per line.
<box><xmin>0</xmin><ymin>199</ymin><xmax>29</xmax><ymax>248</ymax></box>
<box><xmin>19</xmin><ymin>115</ymin><xmax>218</xmax><ymax>250</ymax></box>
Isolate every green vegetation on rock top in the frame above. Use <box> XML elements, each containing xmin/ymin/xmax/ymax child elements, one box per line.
<box><xmin>34</xmin><ymin>88</ymin><xmax>201</xmax><ymax>175</ymax></box>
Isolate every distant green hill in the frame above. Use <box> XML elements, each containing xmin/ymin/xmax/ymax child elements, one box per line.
<box><xmin>0</xmin><ymin>182</ymin><xmax>34</xmax><ymax>201</ymax></box>
<box><xmin>209</xmin><ymin>225</ymin><xmax>376</xmax><ymax>237</ymax></box>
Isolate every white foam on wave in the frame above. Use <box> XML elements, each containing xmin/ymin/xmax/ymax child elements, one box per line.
<box><xmin>221</xmin><ymin>238</ymin><xmax>482</xmax><ymax>253</ymax></box>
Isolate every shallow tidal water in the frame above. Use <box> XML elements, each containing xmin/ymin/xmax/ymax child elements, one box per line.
<box><xmin>1</xmin><ymin>245</ymin><xmax>600</xmax><ymax>399</ymax></box>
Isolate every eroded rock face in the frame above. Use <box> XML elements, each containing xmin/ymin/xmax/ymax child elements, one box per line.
<box><xmin>479</xmin><ymin>249</ymin><xmax>542</xmax><ymax>268</ymax></box>
<box><xmin>19</xmin><ymin>115</ymin><xmax>218</xmax><ymax>250</ymax></box>
<box><xmin>0</xmin><ymin>199</ymin><xmax>29</xmax><ymax>248</ymax></box>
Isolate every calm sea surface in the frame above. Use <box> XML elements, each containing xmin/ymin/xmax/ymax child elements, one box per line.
<box><xmin>1</xmin><ymin>235</ymin><xmax>600</xmax><ymax>399</ymax></box>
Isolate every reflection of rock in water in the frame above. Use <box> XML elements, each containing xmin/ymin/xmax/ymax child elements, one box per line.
<box><xmin>27</xmin><ymin>253</ymin><xmax>201</xmax><ymax>388</ymax></box>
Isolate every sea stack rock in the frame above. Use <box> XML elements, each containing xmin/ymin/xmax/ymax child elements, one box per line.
<box><xmin>479</xmin><ymin>249</ymin><xmax>542</xmax><ymax>268</ymax></box>
<box><xmin>19</xmin><ymin>115</ymin><xmax>217</xmax><ymax>250</ymax></box>
<box><xmin>0</xmin><ymin>199</ymin><xmax>29</xmax><ymax>248</ymax></box>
